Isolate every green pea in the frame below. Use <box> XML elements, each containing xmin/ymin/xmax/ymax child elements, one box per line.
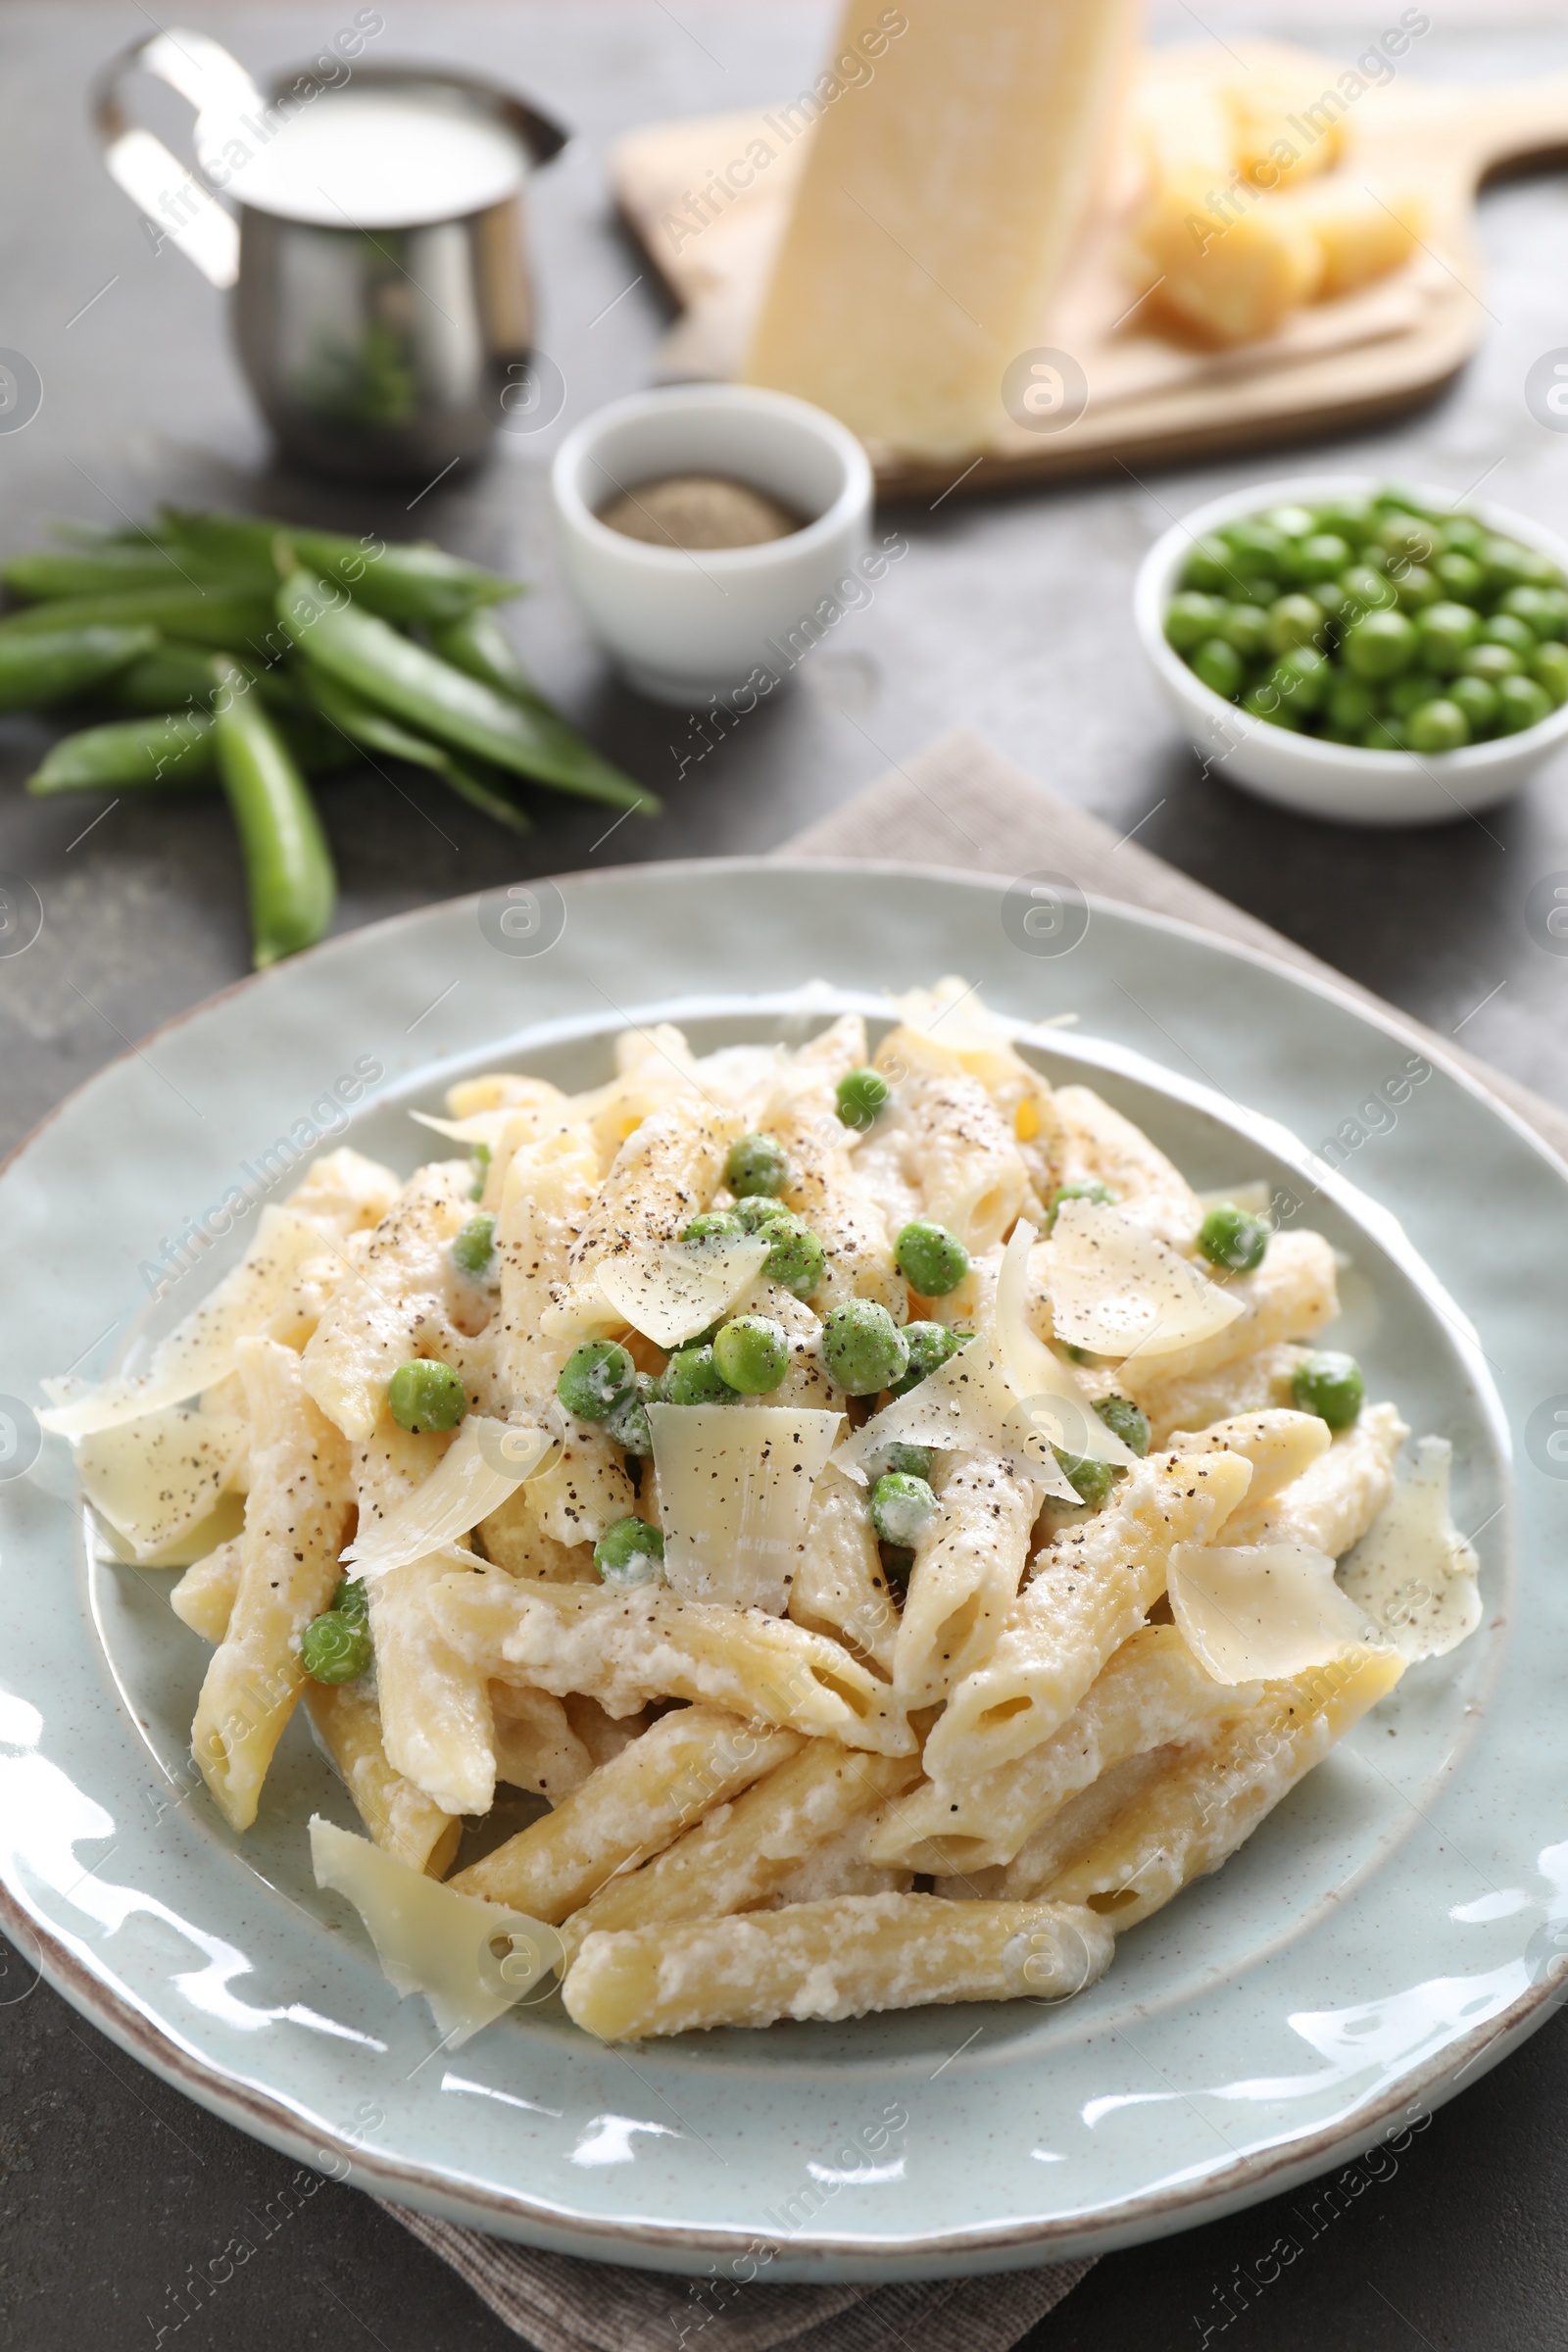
<box><xmin>1406</xmin><ymin>699</ymin><xmax>1471</xmax><ymax>754</ymax></box>
<box><xmin>1181</xmin><ymin>534</ymin><xmax>1238</xmax><ymax>593</ymax></box>
<box><xmin>1376</xmin><ymin>513</ymin><xmax>1438</xmax><ymax>567</ymax></box>
<box><xmin>1054</xmin><ymin>1450</ymin><xmax>1119</xmax><ymax>1509</ymax></box>
<box><xmin>1357</xmin><ymin>543</ymin><xmax>1392</xmax><ymax>574</ymax></box>
<box><xmin>1244</xmin><ymin>684</ymin><xmax>1300</xmax><ymax>729</ymax></box>
<box><xmin>1497</xmin><ymin>586</ymin><xmax>1555</xmax><ymax>637</ymax></box>
<box><xmin>1361</xmin><ymin>714</ymin><xmax>1407</xmax><ymax>752</ymax></box>
<box><xmin>1191</xmin><ymin>636</ymin><xmax>1244</xmax><ymax>700</ymax></box>
<box><xmin>1495</xmin><ymin>674</ymin><xmax>1553</xmax><ymax>735</ymax></box>
<box><xmin>1343</xmin><ymin>608</ymin><xmax>1417</xmax><ymax>681</ymax></box>
<box><xmin>301</xmin><ymin>1608</ymin><xmax>373</xmax><ymax>1684</ymax></box>
<box><xmin>1094</xmin><ymin>1396</ymin><xmax>1150</xmax><ymax>1456</ymax></box>
<box><xmin>1434</xmin><ymin>551</ymin><xmax>1484</xmax><ymax>602</ymax></box>
<box><xmin>1216</xmin><ymin>602</ymin><xmax>1272</xmax><ymax>660</ymax></box>
<box><xmin>594</xmin><ymin>1516</ymin><xmax>665</xmax><ymax>1587</ymax></box>
<box><xmin>760</xmin><ymin>1211</ymin><xmax>827</xmax><ymax>1298</ymax></box>
<box><xmin>836</xmin><ymin>1067</ymin><xmax>891</xmax><ymax>1131</ymax></box>
<box><xmin>467</xmin><ymin>1142</ymin><xmax>491</xmax><ymax>1203</ymax></box>
<box><xmin>1460</xmin><ymin>641</ymin><xmax>1522</xmax><ymax>684</ymax></box>
<box><xmin>895</xmin><ymin>1219</ymin><xmax>970</xmax><ymax>1297</ymax></box>
<box><xmin>879</xmin><ymin>1442</ymin><xmax>935</xmax><ymax>1479</ymax></box>
<box><xmin>1265</xmin><ymin>594</ymin><xmax>1324</xmax><ymax>655</ymax></box>
<box><xmin>606</xmin><ymin>1370</ymin><xmax>657</xmax><ymax>1455</ymax></box>
<box><xmin>452</xmin><ymin>1213</ymin><xmax>496</xmax><ymax>1277</ymax></box>
<box><xmin>1448</xmin><ymin>674</ymin><xmax>1498</xmax><ymax>737</ymax></box>
<box><xmin>1482</xmin><ymin>612</ymin><xmax>1536</xmax><ymax>659</ymax></box>
<box><xmin>1293</xmin><ymin>532</ymin><xmax>1351</xmax><ymax>584</ymax></box>
<box><xmin>1339</xmin><ymin>564</ymin><xmax>1396</xmax><ymax>617</ymax></box>
<box><xmin>821</xmin><ymin>1298</ymin><xmax>909</xmax><ymax>1396</ymax></box>
<box><xmin>388</xmin><ymin>1357</ymin><xmax>466</xmax><ymax>1434</ymax></box>
<box><xmin>1267</xmin><ymin>645</ymin><xmax>1328</xmax><ymax>712</ymax></box>
<box><xmin>1165</xmin><ymin>590</ymin><xmax>1228</xmax><ymax>652</ymax></box>
<box><xmin>1391</xmin><ymin>564</ymin><xmax>1439</xmax><ymax>610</ymax></box>
<box><xmin>889</xmin><ymin>1321</ymin><xmax>967</xmax><ymax>1397</ymax></box>
<box><xmin>732</xmin><ymin>1194</ymin><xmax>794</xmax><ymax>1234</ymax></box>
<box><xmin>1388</xmin><ymin>671</ymin><xmax>1447</xmax><ymax>719</ymax></box>
<box><xmin>712</xmin><ymin>1314</ymin><xmax>789</xmax><ymax>1394</ymax></box>
<box><xmin>1198</xmin><ymin>1204</ymin><xmax>1269</xmax><ymax>1272</ymax></box>
<box><xmin>1316</xmin><ymin>496</ymin><xmax>1375</xmax><ymax>538</ymax></box>
<box><xmin>725</xmin><ymin>1132</ymin><xmax>789</xmax><ymax>1198</ymax></box>
<box><xmin>332</xmin><ymin>1576</ymin><xmax>370</xmax><ymax>1627</ymax></box>
<box><xmin>556</xmin><ymin>1339</ymin><xmax>637</xmax><ymax>1423</ymax></box>
<box><xmin>1049</xmin><ymin>1181</ymin><xmax>1115</xmax><ymax>1231</ymax></box>
<box><xmin>1222</xmin><ymin>520</ymin><xmax>1287</xmax><ymax>578</ymax></box>
<box><xmin>660</xmin><ymin>1345</ymin><xmax>737</xmax><ymax>1406</ymax></box>
<box><xmin>1530</xmin><ymin>587</ymin><xmax>1568</xmax><ymax>640</ymax></box>
<box><xmin>869</xmin><ymin>1470</ymin><xmax>937</xmax><ymax>1544</ymax></box>
<box><xmin>1415</xmin><ymin>601</ymin><xmax>1480</xmax><ymax>675</ymax></box>
<box><xmin>1326</xmin><ymin>674</ymin><xmax>1377</xmax><ymax>735</ymax></box>
<box><xmin>683</xmin><ymin>1208</ymin><xmax>746</xmax><ymax>1245</ymax></box>
<box><xmin>1262</xmin><ymin>503</ymin><xmax>1316</xmax><ymax>541</ymax></box>
<box><xmin>1479</xmin><ymin>536</ymin><xmax>1536</xmax><ymax>596</ymax></box>
<box><xmin>1530</xmin><ymin>641</ymin><xmax>1568</xmax><ymax>706</ymax></box>
<box><xmin>1308</xmin><ymin>577</ymin><xmax>1355</xmax><ymax>624</ymax></box>
<box><xmin>1291</xmin><ymin>1349</ymin><xmax>1364</xmax><ymax>1430</ymax></box>
<box><xmin>1440</xmin><ymin>514</ymin><xmax>1485</xmax><ymax>556</ymax></box>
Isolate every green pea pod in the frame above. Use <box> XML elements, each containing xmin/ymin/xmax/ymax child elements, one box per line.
<box><xmin>2</xmin><ymin>547</ymin><xmax>208</xmax><ymax>602</ymax></box>
<box><xmin>426</xmin><ymin>607</ymin><xmax>551</xmax><ymax>708</ymax></box>
<box><xmin>27</xmin><ymin>711</ymin><xmax>215</xmax><ymax>794</ymax></box>
<box><xmin>210</xmin><ymin>656</ymin><xmax>336</xmax><ymax>967</ymax></box>
<box><xmin>276</xmin><ymin>571</ymin><xmax>655</xmax><ymax>812</ymax></box>
<box><xmin>0</xmin><ymin>587</ymin><xmax>279</xmax><ymax>651</ymax></box>
<box><xmin>299</xmin><ymin>661</ymin><xmax>532</xmax><ymax>832</ymax></box>
<box><xmin>110</xmin><ymin>643</ymin><xmax>223</xmax><ymax>713</ymax></box>
<box><xmin>162</xmin><ymin>507</ymin><xmax>520</xmax><ymax>622</ymax></box>
<box><xmin>0</xmin><ymin>624</ymin><xmax>159</xmax><ymax>711</ymax></box>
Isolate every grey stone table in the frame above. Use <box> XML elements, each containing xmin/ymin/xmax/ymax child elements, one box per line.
<box><xmin>4</xmin><ymin>4</ymin><xmax>1568</xmax><ymax>2345</ymax></box>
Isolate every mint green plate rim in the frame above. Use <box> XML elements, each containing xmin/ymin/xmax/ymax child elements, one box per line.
<box><xmin>0</xmin><ymin>856</ymin><xmax>1560</xmax><ymax>2283</ymax></box>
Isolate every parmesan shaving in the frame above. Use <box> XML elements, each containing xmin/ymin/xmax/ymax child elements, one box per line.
<box><xmin>1048</xmin><ymin>1198</ymin><xmax>1245</xmax><ymax>1362</ymax></box>
<box><xmin>40</xmin><ymin>1206</ymin><xmax>327</xmax><ymax>1437</ymax></box>
<box><xmin>1338</xmin><ymin>1437</ymin><xmax>1482</xmax><ymax>1662</ymax></box>
<box><xmin>1167</xmin><ymin>1540</ymin><xmax>1381</xmax><ymax>1684</ymax></box>
<box><xmin>342</xmin><ymin>1414</ymin><xmax>560</xmax><ymax>1579</ymax></box>
<box><xmin>649</xmin><ymin>1402</ymin><xmax>841</xmax><ymax>1613</ymax></box>
<box><xmin>79</xmin><ymin>1406</ymin><xmax>247</xmax><ymax>1562</ymax></box>
<box><xmin>594</xmin><ymin>1234</ymin><xmax>769</xmax><ymax>1348</ymax></box>
<box><xmin>411</xmin><ymin>1107</ymin><xmax>518</xmax><ymax>1148</ymax></box>
<box><xmin>309</xmin><ymin>1815</ymin><xmax>561</xmax><ymax>2046</ymax></box>
<box><xmin>833</xmin><ymin>1337</ymin><xmax>1079</xmax><ymax>1502</ymax></box>
<box><xmin>996</xmin><ymin>1221</ymin><xmax>1136</xmax><ymax>1467</ymax></box>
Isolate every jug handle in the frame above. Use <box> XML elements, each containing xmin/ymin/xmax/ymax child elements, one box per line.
<box><xmin>90</xmin><ymin>29</ymin><xmax>264</xmax><ymax>289</ymax></box>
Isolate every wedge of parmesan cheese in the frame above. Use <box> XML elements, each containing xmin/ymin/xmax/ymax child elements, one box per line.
<box><xmin>341</xmin><ymin>1414</ymin><xmax>560</xmax><ymax>1580</ymax></box>
<box><xmin>1048</xmin><ymin>1198</ymin><xmax>1244</xmax><ymax>1363</ymax></box>
<box><xmin>996</xmin><ymin>1220</ymin><xmax>1137</xmax><ymax>1467</ymax></box>
<box><xmin>1167</xmin><ymin>1540</ymin><xmax>1381</xmax><ymax>1684</ymax></box>
<box><xmin>595</xmin><ymin>1234</ymin><xmax>769</xmax><ymax>1349</ymax></box>
<box><xmin>40</xmin><ymin>1206</ymin><xmax>325</xmax><ymax>1437</ymax></box>
<box><xmin>79</xmin><ymin>1405</ymin><xmax>247</xmax><ymax>1562</ymax></box>
<box><xmin>310</xmin><ymin>1816</ymin><xmax>561</xmax><ymax>2046</ymax></box>
<box><xmin>649</xmin><ymin>1402</ymin><xmax>842</xmax><ymax>1613</ymax></box>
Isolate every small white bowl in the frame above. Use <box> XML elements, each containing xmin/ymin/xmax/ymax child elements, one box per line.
<box><xmin>1134</xmin><ymin>471</ymin><xmax>1568</xmax><ymax>827</ymax></box>
<box><xmin>550</xmin><ymin>385</ymin><xmax>873</xmax><ymax>707</ymax></box>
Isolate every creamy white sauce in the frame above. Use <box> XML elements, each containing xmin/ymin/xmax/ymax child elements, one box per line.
<box><xmin>198</xmin><ymin>90</ymin><xmax>525</xmax><ymax>228</ymax></box>
<box><xmin>1338</xmin><ymin>1436</ymin><xmax>1482</xmax><ymax>1661</ymax></box>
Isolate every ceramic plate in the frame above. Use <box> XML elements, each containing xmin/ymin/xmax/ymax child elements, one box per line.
<box><xmin>1</xmin><ymin>859</ymin><xmax>1563</xmax><ymax>2282</ymax></box>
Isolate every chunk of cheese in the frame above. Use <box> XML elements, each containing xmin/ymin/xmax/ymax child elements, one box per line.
<box><xmin>1167</xmin><ymin>1540</ymin><xmax>1380</xmax><ymax>1684</ymax></box>
<box><xmin>310</xmin><ymin>1816</ymin><xmax>561</xmax><ymax>2046</ymax></box>
<box><xmin>1048</xmin><ymin>1198</ymin><xmax>1244</xmax><ymax>1362</ymax></box>
<box><xmin>740</xmin><ymin>0</ymin><xmax>1140</xmax><ymax>456</ymax></box>
<box><xmin>341</xmin><ymin>1413</ymin><xmax>560</xmax><ymax>1579</ymax></box>
<box><xmin>649</xmin><ymin>1402</ymin><xmax>841</xmax><ymax>1613</ymax></box>
<box><xmin>595</xmin><ymin>1234</ymin><xmax>769</xmax><ymax>1349</ymax></box>
<box><xmin>1338</xmin><ymin>1436</ymin><xmax>1482</xmax><ymax>1662</ymax></box>
<box><xmin>40</xmin><ymin>1206</ymin><xmax>324</xmax><ymax>1437</ymax></box>
<box><xmin>79</xmin><ymin>1405</ymin><xmax>247</xmax><ymax>1561</ymax></box>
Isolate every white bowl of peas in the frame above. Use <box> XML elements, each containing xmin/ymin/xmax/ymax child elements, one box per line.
<box><xmin>1135</xmin><ymin>473</ymin><xmax>1568</xmax><ymax>826</ymax></box>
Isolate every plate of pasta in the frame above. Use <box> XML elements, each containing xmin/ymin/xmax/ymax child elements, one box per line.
<box><xmin>1</xmin><ymin>857</ymin><xmax>1560</xmax><ymax>2278</ymax></box>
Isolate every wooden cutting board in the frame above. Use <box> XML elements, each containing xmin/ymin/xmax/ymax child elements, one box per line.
<box><xmin>610</xmin><ymin>41</ymin><xmax>1568</xmax><ymax>501</ymax></box>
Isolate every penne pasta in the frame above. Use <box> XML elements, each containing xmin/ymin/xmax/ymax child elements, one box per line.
<box><xmin>171</xmin><ymin>1535</ymin><xmax>245</xmax><ymax>1644</ymax></box>
<box><xmin>1051</xmin><ymin>1084</ymin><xmax>1202</xmax><ymax>1250</ymax></box>
<box><xmin>304</xmin><ymin>1679</ymin><xmax>462</xmax><ymax>1878</ymax></box>
<box><xmin>1122</xmin><ymin>1231</ymin><xmax>1340</xmax><ymax>1436</ymax></box>
<box><xmin>1222</xmin><ymin>1400</ymin><xmax>1408</xmax><ymax>1554</ymax></box>
<box><xmin>892</xmin><ymin>1452</ymin><xmax>1039</xmax><ymax>1706</ymax></box>
<box><xmin>788</xmin><ymin>1465</ymin><xmax>900</xmax><ymax>1673</ymax></box>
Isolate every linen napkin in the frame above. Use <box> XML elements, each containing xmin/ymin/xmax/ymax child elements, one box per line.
<box><xmin>378</xmin><ymin>724</ymin><xmax>1568</xmax><ymax>2348</ymax></box>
